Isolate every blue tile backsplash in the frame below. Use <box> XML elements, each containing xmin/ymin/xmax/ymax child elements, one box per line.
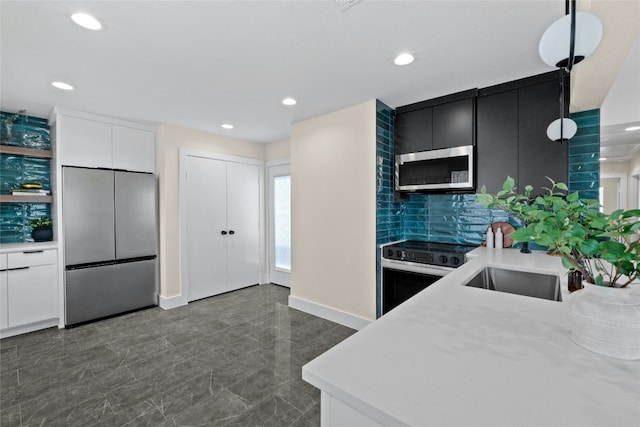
<box><xmin>0</xmin><ymin>156</ymin><xmax>51</xmax><ymax>195</ymax></box>
<box><xmin>0</xmin><ymin>203</ymin><xmax>52</xmax><ymax>244</ymax></box>
<box><xmin>1</xmin><ymin>111</ymin><xmax>52</xmax><ymax>244</ymax></box>
<box><xmin>1</xmin><ymin>111</ymin><xmax>51</xmax><ymax>150</ymax></box>
<box><xmin>375</xmin><ymin>102</ymin><xmax>600</xmax><ymax>317</ymax></box>
<box><xmin>568</xmin><ymin>109</ymin><xmax>600</xmax><ymax>200</ymax></box>
<box><xmin>376</xmin><ymin>100</ymin><xmax>403</xmax><ymax>246</ymax></box>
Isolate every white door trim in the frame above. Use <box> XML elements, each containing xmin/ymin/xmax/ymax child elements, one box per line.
<box><xmin>601</xmin><ymin>172</ymin><xmax>628</xmax><ymax>211</ymax></box>
<box><xmin>631</xmin><ymin>168</ymin><xmax>640</xmax><ymax>210</ymax></box>
<box><xmin>178</xmin><ymin>148</ymin><xmax>265</xmax><ymax>306</ymax></box>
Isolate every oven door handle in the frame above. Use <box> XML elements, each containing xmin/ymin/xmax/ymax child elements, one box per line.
<box><xmin>381</xmin><ymin>259</ymin><xmax>454</xmax><ymax>277</ymax></box>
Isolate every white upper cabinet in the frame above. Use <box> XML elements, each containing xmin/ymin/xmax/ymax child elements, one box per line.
<box><xmin>112</xmin><ymin>125</ymin><xmax>155</xmax><ymax>173</ymax></box>
<box><xmin>54</xmin><ymin>109</ymin><xmax>156</xmax><ymax>173</ymax></box>
<box><xmin>58</xmin><ymin>116</ymin><xmax>112</xmax><ymax>168</ymax></box>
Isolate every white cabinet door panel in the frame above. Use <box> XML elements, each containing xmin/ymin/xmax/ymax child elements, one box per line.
<box><xmin>0</xmin><ymin>270</ymin><xmax>8</xmax><ymax>330</ymax></box>
<box><xmin>226</xmin><ymin>162</ymin><xmax>260</xmax><ymax>292</ymax></box>
<box><xmin>59</xmin><ymin>116</ymin><xmax>112</xmax><ymax>168</ymax></box>
<box><xmin>186</xmin><ymin>156</ymin><xmax>228</xmax><ymax>301</ymax></box>
<box><xmin>112</xmin><ymin>126</ymin><xmax>156</xmax><ymax>173</ymax></box>
<box><xmin>7</xmin><ymin>264</ymin><xmax>57</xmax><ymax>327</ymax></box>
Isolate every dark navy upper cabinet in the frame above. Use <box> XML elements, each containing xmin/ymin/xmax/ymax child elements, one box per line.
<box><xmin>394</xmin><ymin>71</ymin><xmax>568</xmax><ymax>195</ymax></box>
<box><xmin>518</xmin><ymin>79</ymin><xmax>568</xmax><ymax>195</ymax></box>
<box><xmin>395</xmin><ymin>89</ymin><xmax>477</xmax><ymax>155</ymax></box>
<box><xmin>432</xmin><ymin>98</ymin><xmax>475</xmax><ymax>150</ymax></box>
<box><xmin>395</xmin><ymin>108</ymin><xmax>433</xmax><ymax>154</ymax></box>
<box><xmin>476</xmin><ymin>90</ymin><xmax>518</xmax><ymax>194</ymax></box>
<box><xmin>476</xmin><ymin>70</ymin><xmax>568</xmax><ymax>195</ymax></box>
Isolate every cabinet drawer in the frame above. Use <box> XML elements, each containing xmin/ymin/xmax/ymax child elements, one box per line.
<box><xmin>8</xmin><ymin>249</ymin><xmax>57</xmax><ymax>268</ymax></box>
<box><xmin>0</xmin><ymin>254</ymin><xmax>7</xmax><ymax>270</ymax></box>
<box><xmin>7</xmin><ymin>264</ymin><xmax>58</xmax><ymax>327</ymax></box>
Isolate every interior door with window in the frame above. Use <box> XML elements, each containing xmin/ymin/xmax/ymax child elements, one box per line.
<box><xmin>268</xmin><ymin>163</ymin><xmax>291</xmax><ymax>287</ymax></box>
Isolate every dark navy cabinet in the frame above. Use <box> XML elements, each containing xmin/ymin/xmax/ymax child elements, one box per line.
<box><xmin>395</xmin><ymin>108</ymin><xmax>433</xmax><ymax>154</ymax></box>
<box><xmin>518</xmin><ymin>79</ymin><xmax>568</xmax><ymax>194</ymax></box>
<box><xmin>395</xmin><ymin>90</ymin><xmax>477</xmax><ymax>155</ymax></box>
<box><xmin>476</xmin><ymin>70</ymin><xmax>568</xmax><ymax>194</ymax></box>
<box><xmin>394</xmin><ymin>71</ymin><xmax>568</xmax><ymax>195</ymax></box>
<box><xmin>432</xmin><ymin>98</ymin><xmax>475</xmax><ymax>150</ymax></box>
<box><xmin>476</xmin><ymin>90</ymin><xmax>518</xmax><ymax>194</ymax></box>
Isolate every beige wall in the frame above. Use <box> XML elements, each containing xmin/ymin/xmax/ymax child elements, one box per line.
<box><xmin>156</xmin><ymin>124</ymin><xmax>265</xmax><ymax>298</ymax></box>
<box><xmin>600</xmin><ymin>152</ymin><xmax>640</xmax><ymax>210</ymax></box>
<box><xmin>601</xmin><ymin>160</ymin><xmax>632</xmax><ymax>210</ymax></box>
<box><xmin>290</xmin><ymin>100</ymin><xmax>377</xmax><ymax>321</ymax></box>
<box><xmin>265</xmin><ymin>139</ymin><xmax>290</xmax><ymax>161</ymax></box>
<box><xmin>630</xmin><ymin>152</ymin><xmax>640</xmax><ymax>178</ymax></box>
<box><xmin>601</xmin><ymin>177</ymin><xmax>620</xmax><ymax>214</ymax></box>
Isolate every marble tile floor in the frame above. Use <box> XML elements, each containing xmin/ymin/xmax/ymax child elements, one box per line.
<box><xmin>0</xmin><ymin>284</ymin><xmax>356</xmax><ymax>426</ymax></box>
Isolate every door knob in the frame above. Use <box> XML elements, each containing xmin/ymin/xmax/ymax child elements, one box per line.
<box><xmin>229</xmin><ymin>230</ymin><xmax>235</xmax><ymax>235</ymax></box>
<box><xmin>221</xmin><ymin>230</ymin><xmax>228</xmax><ymax>235</ymax></box>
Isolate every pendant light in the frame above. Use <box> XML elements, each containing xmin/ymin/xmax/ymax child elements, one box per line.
<box><xmin>539</xmin><ymin>1</ymin><xmax>603</xmax><ymax>69</ymax></box>
<box><xmin>539</xmin><ymin>0</ymin><xmax>602</xmax><ymax>143</ymax></box>
<box><xmin>547</xmin><ymin>71</ymin><xmax>577</xmax><ymax>143</ymax></box>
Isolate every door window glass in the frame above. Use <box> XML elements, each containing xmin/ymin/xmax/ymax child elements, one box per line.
<box><xmin>274</xmin><ymin>175</ymin><xmax>291</xmax><ymax>270</ymax></box>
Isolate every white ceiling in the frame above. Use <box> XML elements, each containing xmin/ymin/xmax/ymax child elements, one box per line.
<box><xmin>1</xmin><ymin>0</ymin><xmax>638</xmax><ymax>146</ymax></box>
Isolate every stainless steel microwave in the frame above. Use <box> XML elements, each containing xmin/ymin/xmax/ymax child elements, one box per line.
<box><xmin>395</xmin><ymin>145</ymin><xmax>474</xmax><ymax>192</ymax></box>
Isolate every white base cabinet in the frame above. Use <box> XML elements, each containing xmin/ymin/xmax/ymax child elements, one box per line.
<box><xmin>0</xmin><ymin>270</ymin><xmax>7</xmax><ymax>330</ymax></box>
<box><xmin>320</xmin><ymin>392</ymin><xmax>383</xmax><ymax>427</ymax></box>
<box><xmin>0</xmin><ymin>249</ymin><xmax>59</xmax><ymax>338</ymax></box>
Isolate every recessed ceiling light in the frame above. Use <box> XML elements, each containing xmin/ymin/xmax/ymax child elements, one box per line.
<box><xmin>71</xmin><ymin>12</ymin><xmax>104</xmax><ymax>31</ymax></box>
<box><xmin>282</xmin><ymin>97</ymin><xmax>297</xmax><ymax>106</ymax></box>
<box><xmin>394</xmin><ymin>53</ymin><xmax>414</xmax><ymax>66</ymax></box>
<box><xmin>222</xmin><ymin>124</ymin><xmax>233</xmax><ymax>129</ymax></box>
<box><xmin>624</xmin><ymin>126</ymin><xmax>640</xmax><ymax>132</ymax></box>
<box><xmin>599</xmin><ymin>157</ymin><xmax>607</xmax><ymax>161</ymax></box>
<box><xmin>51</xmin><ymin>81</ymin><xmax>74</xmax><ymax>91</ymax></box>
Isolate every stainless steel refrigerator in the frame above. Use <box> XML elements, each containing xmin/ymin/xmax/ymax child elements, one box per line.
<box><xmin>63</xmin><ymin>167</ymin><xmax>157</xmax><ymax>326</ymax></box>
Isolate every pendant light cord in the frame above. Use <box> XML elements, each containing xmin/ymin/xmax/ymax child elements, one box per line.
<box><xmin>560</xmin><ymin>71</ymin><xmax>565</xmax><ymax>142</ymax></box>
<box><xmin>568</xmin><ymin>0</ymin><xmax>577</xmax><ymax>72</ymax></box>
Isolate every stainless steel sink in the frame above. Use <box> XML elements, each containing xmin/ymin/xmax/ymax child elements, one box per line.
<box><xmin>465</xmin><ymin>267</ymin><xmax>562</xmax><ymax>302</ymax></box>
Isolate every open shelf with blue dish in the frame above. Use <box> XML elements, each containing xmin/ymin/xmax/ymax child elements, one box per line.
<box><xmin>1</xmin><ymin>111</ymin><xmax>53</xmax><ymax>243</ymax></box>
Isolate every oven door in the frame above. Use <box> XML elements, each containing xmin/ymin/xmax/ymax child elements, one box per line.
<box><xmin>382</xmin><ymin>265</ymin><xmax>447</xmax><ymax>314</ymax></box>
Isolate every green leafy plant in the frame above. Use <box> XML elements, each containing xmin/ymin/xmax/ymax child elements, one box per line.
<box><xmin>29</xmin><ymin>217</ymin><xmax>52</xmax><ymax>229</ymax></box>
<box><xmin>476</xmin><ymin>176</ymin><xmax>639</xmax><ymax>287</ymax></box>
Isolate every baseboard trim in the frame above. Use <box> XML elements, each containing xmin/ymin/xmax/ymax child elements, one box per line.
<box><xmin>159</xmin><ymin>294</ymin><xmax>188</xmax><ymax>310</ymax></box>
<box><xmin>288</xmin><ymin>295</ymin><xmax>372</xmax><ymax>330</ymax></box>
<box><xmin>0</xmin><ymin>318</ymin><xmax>59</xmax><ymax>339</ymax></box>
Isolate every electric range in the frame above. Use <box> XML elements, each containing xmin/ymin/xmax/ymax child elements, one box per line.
<box><xmin>380</xmin><ymin>240</ymin><xmax>478</xmax><ymax>314</ymax></box>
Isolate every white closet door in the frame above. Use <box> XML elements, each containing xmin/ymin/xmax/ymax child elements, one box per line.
<box><xmin>226</xmin><ymin>161</ymin><xmax>260</xmax><ymax>292</ymax></box>
<box><xmin>186</xmin><ymin>156</ymin><xmax>228</xmax><ymax>301</ymax></box>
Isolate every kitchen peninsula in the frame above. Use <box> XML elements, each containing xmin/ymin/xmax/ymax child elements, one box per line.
<box><xmin>302</xmin><ymin>248</ymin><xmax>640</xmax><ymax>426</ymax></box>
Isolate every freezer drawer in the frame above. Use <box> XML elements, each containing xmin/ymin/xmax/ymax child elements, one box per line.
<box><xmin>65</xmin><ymin>259</ymin><xmax>156</xmax><ymax>326</ymax></box>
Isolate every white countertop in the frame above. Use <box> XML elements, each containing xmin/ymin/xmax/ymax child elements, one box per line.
<box><xmin>302</xmin><ymin>247</ymin><xmax>640</xmax><ymax>427</ymax></box>
<box><xmin>0</xmin><ymin>241</ymin><xmax>58</xmax><ymax>254</ymax></box>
